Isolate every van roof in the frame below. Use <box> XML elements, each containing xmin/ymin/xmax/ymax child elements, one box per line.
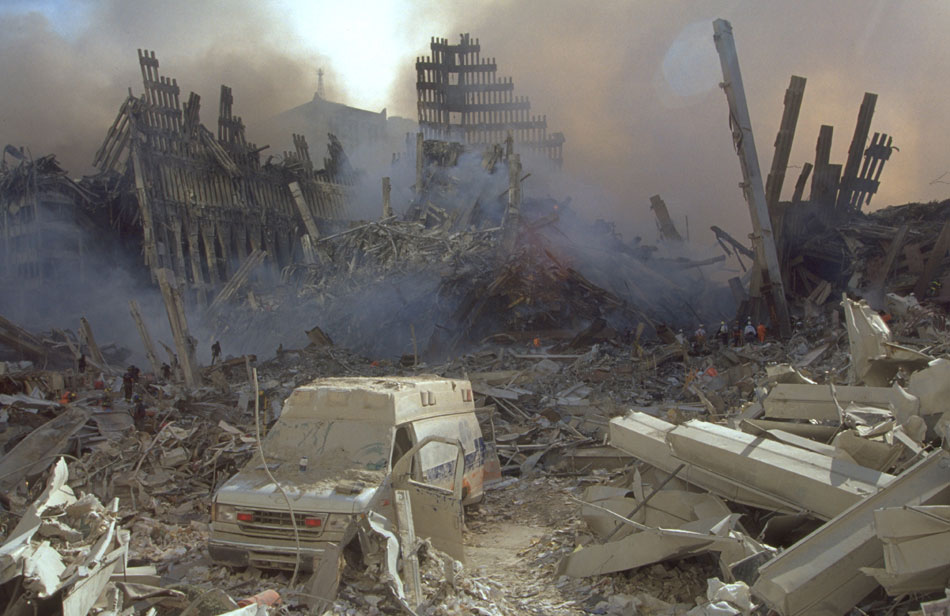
<box><xmin>279</xmin><ymin>376</ymin><xmax>474</xmax><ymax>424</ymax></box>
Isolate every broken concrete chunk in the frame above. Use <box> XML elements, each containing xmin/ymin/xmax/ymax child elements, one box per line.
<box><xmin>863</xmin><ymin>504</ymin><xmax>950</xmax><ymax>594</ymax></box>
<box><xmin>160</xmin><ymin>446</ymin><xmax>189</xmax><ymax>468</ymax></box>
<box><xmin>765</xmin><ymin>364</ymin><xmax>815</xmax><ymax>385</ymax></box>
<box><xmin>752</xmin><ymin>451</ymin><xmax>950</xmax><ymax>616</ymax></box>
<box><xmin>842</xmin><ymin>296</ymin><xmax>931</xmax><ymax>386</ymax></box>
<box><xmin>558</xmin><ymin>513</ymin><xmax>741</xmax><ymax>578</ymax></box>
<box><xmin>686</xmin><ymin>579</ymin><xmax>755</xmax><ymax>616</ymax></box>
<box><xmin>832</xmin><ymin>430</ymin><xmax>903</xmax><ymax>472</ymax></box>
<box><xmin>908</xmin><ymin>358</ymin><xmax>950</xmax><ymax>416</ymax></box>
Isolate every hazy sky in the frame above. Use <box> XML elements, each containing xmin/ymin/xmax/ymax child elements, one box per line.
<box><xmin>2</xmin><ymin>0</ymin><xmax>949</xmax><ymax>243</ymax></box>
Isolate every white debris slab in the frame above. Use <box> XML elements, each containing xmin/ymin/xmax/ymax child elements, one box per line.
<box><xmin>609</xmin><ymin>413</ymin><xmax>791</xmax><ymax>512</ymax></box>
<box><xmin>762</xmin><ymin>383</ymin><xmax>916</xmax><ymax>421</ymax></box>
<box><xmin>842</xmin><ymin>296</ymin><xmax>931</xmax><ymax>386</ymax></box>
<box><xmin>666</xmin><ymin>420</ymin><xmax>894</xmax><ymax>520</ymax></box>
<box><xmin>752</xmin><ymin>451</ymin><xmax>950</xmax><ymax>616</ymax></box>
<box><xmin>860</xmin><ymin>505</ymin><xmax>950</xmax><ymax>595</ymax></box>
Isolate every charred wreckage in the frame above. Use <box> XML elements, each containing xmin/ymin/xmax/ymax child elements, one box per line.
<box><xmin>2</xmin><ymin>21</ymin><xmax>950</xmax><ymax>616</ymax></box>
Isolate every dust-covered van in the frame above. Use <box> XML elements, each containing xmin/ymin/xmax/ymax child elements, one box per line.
<box><xmin>209</xmin><ymin>376</ymin><xmax>498</xmax><ymax>571</ymax></box>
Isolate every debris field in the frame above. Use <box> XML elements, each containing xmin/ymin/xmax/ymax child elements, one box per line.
<box><xmin>3</xmin><ymin>20</ymin><xmax>950</xmax><ymax>616</ymax></box>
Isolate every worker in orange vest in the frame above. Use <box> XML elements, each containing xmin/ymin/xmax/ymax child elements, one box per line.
<box><xmin>756</xmin><ymin>323</ymin><xmax>767</xmax><ymax>343</ymax></box>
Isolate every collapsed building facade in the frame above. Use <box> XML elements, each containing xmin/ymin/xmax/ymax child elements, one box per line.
<box><xmin>416</xmin><ymin>33</ymin><xmax>565</xmax><ymax>165</ymax></box>
<box><xmin>91</xmin><ymin>50</ymin><xmax>357</xmax><ymax>306</ymax></box>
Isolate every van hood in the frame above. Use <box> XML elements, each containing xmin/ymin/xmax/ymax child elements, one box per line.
<box><xmin>214</xmin><ymin>463</ymin><xmax>386</xmax><ymax>514</ymax></box>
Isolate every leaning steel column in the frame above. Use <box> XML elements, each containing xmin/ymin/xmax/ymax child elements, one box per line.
<box><xmin>414</xmin><ymin>132</ymin><xmax>424</xmax><ymax>194</ymax></box>
<box><xmin>499</xmin><ymin>153</ymin><xmax>522</xmax><ymax>255</ymax></box>
<box><xmin>713</xmin><ymin>18</ymin><xmax>791</xmax><ymax>338</ymax></box>
<box><xmin>382</xmin><ymin>177</ymin><xmax>393</xmax><ymax>218</ymax></box>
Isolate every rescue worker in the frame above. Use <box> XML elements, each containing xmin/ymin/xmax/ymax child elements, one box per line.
<box><xmin>211</xmin><ymin>340</ymin><xmax>222</xmax><ymax>365</ymax></box>
<box><xmin>131</xmin><ymin>394</ymin><xmax>149</xmax><ymax>430</ymax></box>
<box><xmin>743</xmin><ymin>319</ymin><xmax>757</xmax><ymax>344</ymax></box>
<box><xmin>161</xmin><ymin>363</ymin><xmax>172</xmax><ymax>382</ymax></box>
<box><xmin>718</xmin><ymin>321</ymin><xmax>729</xmax><ymax>346</ymax></box>
<box><xmin>122</xmin><ymin>368</ymin><xmax>136</xmax><ymax>402</ymax></box>
<box><xmin>732</xmin><ymin>321</ymin><xmax>742</xmax><ymax>347</ymax></box>
<box><xmin>77</xmin><ymin>353</ymin><xmax>87</xmax><ymax>374</ymax></box>
<box><xmin>757</xmin><ymin>323</ymin><xmax>767</xmax><ymax>343</ymax></box>
<box><xmin>694</xmin><ymin>323</ymin><xmax>707</xmax><ymax>352</ymax></box>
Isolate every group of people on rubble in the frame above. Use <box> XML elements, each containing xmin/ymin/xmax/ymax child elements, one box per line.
<box><xmin>689</xmin><ymin>317</ymin><xmax>768</xmax><ymax>353</ymax></box>
<box><xmin>58</xmin><ymin>340</ymin><xmax>232</xmax><ymax>434</ymax></box>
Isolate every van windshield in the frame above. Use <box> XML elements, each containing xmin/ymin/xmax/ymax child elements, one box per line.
<box><xmin>261</xmin><ymin>417</ymin><xmax>391</xmax><ymax>472</ymax></box>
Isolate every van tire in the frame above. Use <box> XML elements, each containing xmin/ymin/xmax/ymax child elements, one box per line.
<box><xmin>343</xmin><ymin>537</ymin><xmax>364</xmax><ymax>570</ymax></box>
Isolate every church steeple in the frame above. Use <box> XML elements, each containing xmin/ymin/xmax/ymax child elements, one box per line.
<box><xmin>316</xmin><ymin>68</ymin><xmax>326</xmax><ymax>99</ymax></box>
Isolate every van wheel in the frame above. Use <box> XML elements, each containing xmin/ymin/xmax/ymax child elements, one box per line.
<box><xmin>343</xmin><ymin>537</ymin><xmax>364</xmax><ymax>570</ymax></box>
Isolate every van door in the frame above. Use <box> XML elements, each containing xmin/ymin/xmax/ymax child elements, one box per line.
<box><xmin>410</xmin><ymin>414</ymin><xmax>484</xmax><ymax>497</ymax></box>
<box><xmin>392</xmin><ymin>436</ymin><xmax>465</xmax><ymax>562</ymax></box>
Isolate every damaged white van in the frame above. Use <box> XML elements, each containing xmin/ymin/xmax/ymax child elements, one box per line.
<box><xmin>209</xmin><ymin>376</ymin><xmax>498</xmax><ymax>570</ymax></box>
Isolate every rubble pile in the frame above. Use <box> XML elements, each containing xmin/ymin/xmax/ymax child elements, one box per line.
<box><xmin>211</xmin><ymin>163</ymin><xmax>734</xmax><ymax>362</ymax></box>
<box><xmin>780</xmin><ymin>198</ymin><xmax>950</xmax><ymax>308</ymax></box>
<box><xmin>1</xmin><ymin>290</ymin><xmax>949</xmax><ymax>615</ymax></box>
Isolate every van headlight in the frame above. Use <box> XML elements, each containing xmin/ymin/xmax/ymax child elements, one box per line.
<box><xmin>213</xmin><ymin>503</ymin><xmax>237</xmax><ymax>522</ymax></box>
<box><xmin>324</xmin><ymin>514</ymin><xmax>351</xmax><ymax>533</ymax></box>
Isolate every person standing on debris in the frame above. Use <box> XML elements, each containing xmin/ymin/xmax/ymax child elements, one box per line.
<box><xmin>122</xmin><ymin>367</ymin><xmax>136</xmax><ymax>402</ymax></box>
<box><xmin>77</xmin><ymin>353</ymin><xmax>87</xmax><ymax>374</ymax></box>
<box><xmin>161</xmin><ymin>362</ymin><xmax>171</xmax><ymax>382</ymax></box>
<box><xmin>732</xmin><ymin>321</ymin><xmax>742</xmax><ymax>347</ymax></box>
<box><xmin>131</xmin><ymin>394</ymin><xmax>149</xmax><ymax>430</ymax></box>
<box><xmin>694</xmin><ymin>324</ymin><xmax>707</xmax><ymax>352</ymax></box>
<box><xmin>211</xmin><ymin>340</ymin><xmax>222</xmax><ymax>365</ymax></box>
<box><xmin>718</xmin><ymin>321</ymin><xmax>729</xmax><ymax>347</ymax></box>
<box><xmin>756</xmin><ymin>322</ymin><xmax>767</xmax><ymax>343</ymax></box>
<box><xmin>257</xmin><ymin>390</ymin><xmax>270</xmax><ymax>425</ymax></box>
<box><xmin>743</xmin><ymin>319</ymin><xmax>757</xmax><ymax>344</ymax></box>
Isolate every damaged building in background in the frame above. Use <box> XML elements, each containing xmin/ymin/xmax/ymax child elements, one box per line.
<box><xmin>0</xmin><ymin>151</ymin><xmax>103</xmax><ymax>317</ymax></box>
<box><xmin>416</xmin><ymin>33</ymin><xmax>566</xmax><ymax>165</ymax></box>
<box><xmin>90</xmin><ymin>49</ymin><xmax>358</xmax><ymax>307</ymax></box>
<box><xmin>271</xmin><ymin>68</ymin><xmax>418</xmax><ymax>173</ymax></box>
<box><xmin>3</xmin><ymin>50</ymin><xmax>361</xmax><ymax>316</ymax></box>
